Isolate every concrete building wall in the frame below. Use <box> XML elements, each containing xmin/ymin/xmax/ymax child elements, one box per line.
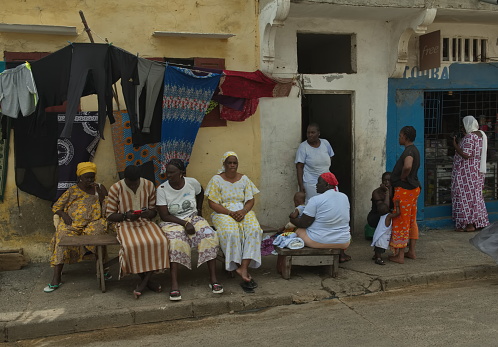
<box><xmin>0</xmin><ymin>0</ymin><xmax>260</xmax><ymax>261</ymax></box>
<box><xmin>259</xmin><ymin>16</ymin><xmax>391</xmax><ymax>232</ymax></box>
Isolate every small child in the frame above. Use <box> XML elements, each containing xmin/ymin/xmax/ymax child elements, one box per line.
<box><xmin>371</xmin><ymin>200</ymin><xmax>400</xmax><ymax>265</ymax></box>
<box><xmin>284</xmin><ymin>191</ymin><xmax>306</xmax><ymax>231</ymax></box>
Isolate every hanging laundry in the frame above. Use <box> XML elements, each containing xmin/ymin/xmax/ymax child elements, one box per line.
<box><xmin>14</xmin><ymin>113</ymin><xmax>59</xmax><ymax>201</ymax></box>
<box><xmin>160</xmin><ymin>65</ymin><xmax>221</xmax><ymax>171</ymax></box>
<box><xmin>132</xmin><ymin>80</ymin><xmax>163</xmax><ymax>146</ymax></box>
<box><xmin>0</xmin><ymin>62</ymin><xmax>38</xmax><ymax>118</ymax></box>
<box><xmin>60</xmin><ymin>43</ymin><xmax>116</xmax><ymax>139</ymax></box>
<box><xmin>56</xmin><ymin>111</ymin><xmax>101</xmax><ymax>199</ymax></box>
<box><xmin>111</xmin><ymin>110</ymin><xmax>166</xmax><ymax>186</ymax></box>
<box><xmin>220</xmin><ymin>98</ymin><xmax>259</xmax><ymax>122</ymax></box>
<box><xmin>30</xmin><ymin>45</ymin><xmax>72</xmax><ymax>124</ymax></box>
<box><xmin>219</xmin><ymin>70</ymin><xmax>293</xmax><ymax>99</ymax></box>
<box><xmin>135</xmin><ymin>58</ymin><xmax>165</xmax><ymax>134</ymax></box>
<box><xmin>110</xmin><ymin>46</ymin><xmax>139</xmax><ymax>125</ymax></box>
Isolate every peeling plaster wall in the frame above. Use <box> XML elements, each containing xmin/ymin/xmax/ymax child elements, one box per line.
<box><xmin>0</xmin><ymin>0</ymin><xmax>259</xmax><ymax>261</ymax></box>
<box><xmin>259</xmin><ymin>16</ymin><xmax>391</xmax><ymax>233</ymax></box>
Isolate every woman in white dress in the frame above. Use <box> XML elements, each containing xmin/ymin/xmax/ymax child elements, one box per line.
<box><xmin>205</xmin><ymin>151</ymin><xmax>262</xmax><ymax>290</ymax></box>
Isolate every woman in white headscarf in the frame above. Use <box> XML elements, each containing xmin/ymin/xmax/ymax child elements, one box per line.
<box><xmin>451</xmin><ymin>116</ymin><xmax>490</xmax><ymax>232</ymax></box>
<box><xmin>205</xmin><ymin>151</ymin><xmax>262</xmax><ymax>290</ymax></box>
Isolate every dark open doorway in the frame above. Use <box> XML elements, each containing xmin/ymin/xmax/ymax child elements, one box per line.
<box><xmin>301</xmin><ymin>93</ymin><xmax>353</xmax><ymax>201</ymax></box>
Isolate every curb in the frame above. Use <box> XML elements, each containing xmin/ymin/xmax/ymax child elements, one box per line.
<box><xmin>3</xmin><ymin>265</ymin><xmax>497</xmax><ymax>342</ymax></box>
<box><xmin>2</xmin><ymin>294</ymin><xmax>293</xmax><ymax>342</ymax></box>
<box><xmin>381</xmin><ymin>264</ymin><xmax>498</xmax><ymax>291</ymax></box>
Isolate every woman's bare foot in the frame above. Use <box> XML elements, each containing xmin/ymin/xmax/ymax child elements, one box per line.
<box><xmin>404</xmin><ymin>251</ymin><xmax>416</xmax><ymax>259</ymax></box>
<box><xmin>235</xmin><ymin>267</ymin><xmax>251</xmax><ymax>282</ymax></box>
<box><xmin>465</xmin><ymin>224</ymin><xmax>476</xmax><ymax>232</ymax></box>
<box><xmin>388</xmin><ymin>251</ymin><xmax>404</xmax><ymax>264</ymax></box>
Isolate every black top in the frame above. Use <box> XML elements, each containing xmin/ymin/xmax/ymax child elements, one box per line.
<box><xmin>391</xmin><ymin>145</ymin><xmax>421</xmax><ymax>190</ymax></box>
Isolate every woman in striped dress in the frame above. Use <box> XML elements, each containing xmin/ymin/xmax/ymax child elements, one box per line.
<box><xmin>106</xmin><ymin>165</ymin><xmax>170</xmax><ymax>298</ymax></box>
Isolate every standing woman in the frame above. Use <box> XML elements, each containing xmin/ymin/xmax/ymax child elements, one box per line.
<box><xmin>295</xmin><ymin>123</ymin><xmax>334</xmax><ymax>203</ymax></box>
<box><xmin>205</xmin><ymin>152</ymin><xmax>262</xmax><ymax>289</ymax></box>
<box><xmin>451</xmin><ymin>116</ymin><xmax>489</xmax><ymax>232</ymax></box>
<box><xmin>157</xmin><ymin>159</ymin><xmax>222</xmax><ymax>301</ymax></box>
<box><xmin>44</xmin><ymin>162</ymin><xmax>108</xmax><ymax>293</ymax></box>
<box><xmin>389</xmin><ymin>126</ymin><xmax>421</xmax><ymax>264</ymax></box>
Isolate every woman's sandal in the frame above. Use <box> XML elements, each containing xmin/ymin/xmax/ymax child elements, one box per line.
<box><xmin>133</xmin><ymin>289</ymin><xmax>142</xmax><ymax>299</ymax></box>
<box><xmin>374</xmin><ymin>258</ymin><xmax>386</xmax><ymax>266</ymax></box>
<box><xmin>43</xmin><ymin>283</ymin><xmax>62</xmax><ymax>293</ymax></box>
<box><xmin>209</xmin><ymin>283</ymin><xmax>224</xmax><ymax>294</ymax></box>
<box><xmin>169</xmin><ymin>290</ymin><xmax>182</xmax><ymax>301</ymax></box>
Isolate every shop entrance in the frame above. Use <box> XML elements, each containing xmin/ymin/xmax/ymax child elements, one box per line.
<box><xmin>424</xmin><ymin>90</ymin><xmax>498</xmax><ymax>209</ymax></box>
<box><xmin>301</xmin><ymin>93</ymin><xmax>353</xmax><ymax>201</ymax></box>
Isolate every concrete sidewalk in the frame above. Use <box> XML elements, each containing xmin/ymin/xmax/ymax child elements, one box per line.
<box><xmin>1</xmin><ymin>228</ymin><xmax>497</xmax><ymax>342</ymax></box>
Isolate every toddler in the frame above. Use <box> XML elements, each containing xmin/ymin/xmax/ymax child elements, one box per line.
<box><xmin>371</xmin><ymin>200</ymin><xmax>400</xmax><ymax>265</ymax></box>
<box><xmin>284</xmin><ymin>191</ymin><xmax>306</xmax><ymax>231</ymax></box>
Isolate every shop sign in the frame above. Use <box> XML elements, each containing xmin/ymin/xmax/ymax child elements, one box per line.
<box><xmin>420</xmin><ymin>30</ymin><xmax>441</xmax><ymax>71</ymax></box>
<box><xmin>402</xmin><ymin>65</ymin><xmax>449</xmax><ymax>79</ymax></box>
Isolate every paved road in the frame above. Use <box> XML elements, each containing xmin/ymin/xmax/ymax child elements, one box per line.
<box><xmin>5</xmin><ymin>279</ymin><xmax>498</xmax><ymax>347</ymax></box>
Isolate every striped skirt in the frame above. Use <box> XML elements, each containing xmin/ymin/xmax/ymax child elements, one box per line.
<box><xmin>116</xmin><ymin>219</ymin><xmax>170</xmax><ymax>278</ymax></box>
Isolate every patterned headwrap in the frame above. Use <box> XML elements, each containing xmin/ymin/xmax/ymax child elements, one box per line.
<box><xmin>320</xmin><ymin>172</ymin><xmax>338</xmax><ymax>186</ymax></box>
<box><xmin>76</xmin><ymin>162</ymin><xmax>97</xmax><ymax>177</ymax></box>
<box><xmin>218</xmin><ymin>151</ymin><xmax>238</xmax><ymax>174</ymax></box>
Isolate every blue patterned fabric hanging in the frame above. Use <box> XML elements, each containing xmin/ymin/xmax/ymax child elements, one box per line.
<box><xmin>160</xmin><ymin>65</ymin><xmax>221</xmax><ymax>172</ymax></box>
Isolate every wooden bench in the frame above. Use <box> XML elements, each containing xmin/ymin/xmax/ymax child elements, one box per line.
<box><xmin>275</xmin><ymin>246</ymin><xmax>341</xmax><ymax>279</ymax></box>
<box><xmin>58</xmin><ymin>234</ymin><xmax>119</xmax><ymax>293</ymax></box>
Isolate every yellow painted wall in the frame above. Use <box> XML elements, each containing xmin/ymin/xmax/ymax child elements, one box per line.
<box><xmin>0</xmin><ymin>0</ymin><xmax>260</xmax><ymax>261</ymax></box>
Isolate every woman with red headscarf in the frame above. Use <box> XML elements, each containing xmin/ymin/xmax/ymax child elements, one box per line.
<box><xmin>289</xmin><ymin>172</ymin><xmax>351</xmax><ymax>261</ymax></box>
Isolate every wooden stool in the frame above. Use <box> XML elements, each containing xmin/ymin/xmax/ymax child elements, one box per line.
<box><xmin>59</xmin><ymin>234</ymin><xmax>119</xmax><ymax>292</ymax></box>
<box><xmin>275</xmin><ymin>246</ymin><xmax>341</xmax><ymax>279</ymax></box>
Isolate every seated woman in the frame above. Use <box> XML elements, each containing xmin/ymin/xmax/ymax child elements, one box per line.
<box><xmin>367</xmin><ymin>172</ymin><xmax>393</xmax><ymax>228</ymax></box>
<box><xmin>106</xmin><ymin>165</ymin><xmax>170</xmax><ymax>299</ymax></box>
<box><xmin>205</xmin><ymin>151</ymin><xmax>262</xmax><ymax>290</ymax></box>
<box><xmin>290</xmin><ymin>172</ymin><xmax>351</xmax><ymax>258</ymax></box>
<box><xmin>44</xmin><ymin>162</ymin><xmax>109</xmax><ymax>293</ymax></box>
<box><xmin>157</xmin><ymin>159</ymin><xmax>222</xmax><ymax>301</ymax></box>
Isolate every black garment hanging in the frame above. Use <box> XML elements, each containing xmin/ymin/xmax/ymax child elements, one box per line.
<box><xmin>110</xmin><ymin>46</ymin><xmax>140</xmax><ymax>130</ymax></box>
<box><xmin>30</xmin><ymin>45</ymin><xmax>72</xmax><ymax>124</ymax></box>
<box><xmin>60</xmin><ymin>43</ymin><xmax>114</xmax><ymax>139</ymax></box>
<box><xmin>132</xmin><ymin>82</ymin><xmax>163</xmax><ymax>146</ymax></box>
<box><xmin>14</xmin><ymin>113</ymin><xmax>59</xmax><ymax>201</ymax></box>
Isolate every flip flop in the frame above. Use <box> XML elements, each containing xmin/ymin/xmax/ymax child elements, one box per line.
<box><xmin>169</xmin><ymin>290</ymin><xmax>182</xmax><ymax>301</ymax></box>
<box><xmin>209</xmin><ymin>283</ymin><xmax>224</xmax><ymax>294</ymax></box>
<box><xmin>240</xmin><ymin>282</ymin><xmax>255</xmax><ymax>293</ymax></box>
<box><xmin>43</xmin><ymin>283</ymin><xmax>62</xmax><ymax>293</ymax></box>
<box><xmin>244</xmin><ymin>279</ymin><xmax>258</xmax><ymax>289</ymax></box>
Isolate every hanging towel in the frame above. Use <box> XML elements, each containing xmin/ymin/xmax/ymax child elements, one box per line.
<box><xmin>160</xmin><ymin>65</ymin><xmax>221</xmax><ymax>171</ymax></box>
<box><xmin>0</xmin><ymin>63</ymin><xmax>38</xmax><ymax>118</ymax></box>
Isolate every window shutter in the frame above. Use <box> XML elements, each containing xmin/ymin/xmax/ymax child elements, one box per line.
<box><xmin>194</xmin><ymin>58</ymin><xmax>226</xmax><ymax>127</ymax></box>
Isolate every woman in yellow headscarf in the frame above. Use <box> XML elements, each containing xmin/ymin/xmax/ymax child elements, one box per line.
<box><xmin>205</xmin><ymin>151</ymin><xmax>262</xmax><ymax>291</ymax></box>
<box><xmin>44</xmin><ymin>162</ymin><xmax>109</xmax><ymax>293</ymax></box>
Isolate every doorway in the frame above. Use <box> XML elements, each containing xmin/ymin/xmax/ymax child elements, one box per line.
<box><xmin>301</xmin><ymin>93</ymin><xmax>353</xmax><ymax>201</ymax></box>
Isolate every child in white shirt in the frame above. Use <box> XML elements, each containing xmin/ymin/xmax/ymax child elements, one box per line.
<box><xmin>371</xmin><ymin>200</ymin><xmax>400</xmax><ymax>265</ymax></box>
